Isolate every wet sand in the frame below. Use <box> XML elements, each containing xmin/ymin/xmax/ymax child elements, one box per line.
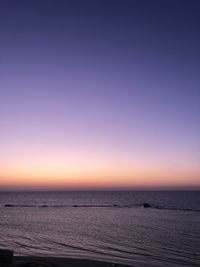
<box><xmin>13</xmin><ymin>256</ymin><xmax>133</xmax><ymax>267</ymax></box>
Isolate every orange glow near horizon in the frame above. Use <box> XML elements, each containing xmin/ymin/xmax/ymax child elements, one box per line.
<box><xmin>1</xmin><ymin>153</ymin><xmax>199</xmax><ymax>189</ymax></box>
<box><xmin>1</xmin><ymin>137</ymin><xmax>199</xmax><ymax>190</ymax></box>
<box><xmin>1</xmin><ymin>0</ymin><xmax>200</xmax><ymax>191</ymax></box>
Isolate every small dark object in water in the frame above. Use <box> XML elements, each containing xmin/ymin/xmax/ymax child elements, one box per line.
<box><xmin>74</xmin><ymin>205</ymin><xmax>77</xmax><ymax>207</ymax></box>
<box><xmin>41</xmin><ymin>205</ymin><xmax>48</xmax><ymax>208</ymax></box>
<box><xmin>143</xmin><ymin>203</ymin><xmax>151</xmax><ymax>208</ymax></box>
<box><xmin>4</xmin><ymin>204</ymin><xmax>14</xmax><ymax>207</ymax></box>
<box><xmin>113</xmin><ymin>204</ymin><xmax>117</xmax><ymax>207</ymax></box>
<box><xmin>0</xmin><ymin>248</ymin><xmax>13</xmax><ymax>267</ymax></box>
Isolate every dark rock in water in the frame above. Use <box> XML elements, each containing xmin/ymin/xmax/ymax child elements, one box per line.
<box><xmin>4</xmin><ymin>204</ymin><xmax>14</xmax><ymax>207</ymax></box>
<box><xmin>41</xmin><ymin>205</ymin><xmax>48</xmax><ymax>208</ymax></box>
<box><xmin>113</xmin><ymin>204</ymin><xmax>117</xmax><ymax>207</ymax></box>
<box><xmin>143</xmin><ymin>203</ymin><xmax>151</xmax><ymax>208</ymax></box>
<box><xmin>0</xmin><ymin>248</ymin><xmax>13</xmax><ymax>266</ymax></box>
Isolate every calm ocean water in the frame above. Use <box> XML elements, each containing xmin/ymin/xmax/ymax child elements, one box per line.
<box><xmin>0</xmin><ymin>191</ymin><xmax>199</xmax><ymax>266</ymax></box>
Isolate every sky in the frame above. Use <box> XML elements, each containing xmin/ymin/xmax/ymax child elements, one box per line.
<box><xmin>0</xmin><ymin>0</ymin><xmax>200</xmax><ymax>190</ymax></box>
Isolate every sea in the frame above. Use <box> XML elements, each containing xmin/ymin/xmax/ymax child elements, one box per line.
<box><xmin>0</xmin><ymin>191</ymin><xmax>199</xmax><ymax>267</ymax></box>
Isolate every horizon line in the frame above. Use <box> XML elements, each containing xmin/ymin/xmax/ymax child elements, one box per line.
<box><xmin>0</xmin><ymin>187</ymin><xmax>200</xmax><ymax>192</ymax></box>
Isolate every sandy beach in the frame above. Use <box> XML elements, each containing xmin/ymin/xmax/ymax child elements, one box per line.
<box><xmin>12</xmin><ymin>256</ymin><xmax>132</xmax><ymax>267</ymax></box>
<box><xmin>0</xmin><ymin>249</ymin><xmax>133</xmax><ymax>267</ymax></box>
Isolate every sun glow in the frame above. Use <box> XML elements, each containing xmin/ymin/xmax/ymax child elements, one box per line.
<box><xmin>1</xmin><ymin>148</ymin><xmax>199</xmax><ymax>189</ymax></box>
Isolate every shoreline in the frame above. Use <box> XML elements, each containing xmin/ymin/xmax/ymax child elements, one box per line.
<box><xmin>13</xmin><ymin>256</ymin><xmax>133</xmax><ymax>267</ymax></box>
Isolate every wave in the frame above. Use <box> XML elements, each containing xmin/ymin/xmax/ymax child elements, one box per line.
<box><xmin>2</xmin><ymin>203</ymin><xmax>200</xmax><ymax>212</ymax></box>
<box><xmin>153</xmin><ymin>206</ymin><xmax>200</xmax><ymax>212</ymax></box>
<box><xmin>3</xmin><ymin>204</ymin><xmax>134</xmax><ymax>208</ymax></box>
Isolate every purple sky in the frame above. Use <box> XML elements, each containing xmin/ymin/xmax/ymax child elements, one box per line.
<box><xmin>0</xmin><ymin>0</ymin><xmax>200</xmax><ymax>189</ymax></box>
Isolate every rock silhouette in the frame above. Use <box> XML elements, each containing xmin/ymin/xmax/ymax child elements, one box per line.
<box><xmin>143</xmin><ymin>203</ymin><xmax>151</xmax><ymax>208</ymax></box>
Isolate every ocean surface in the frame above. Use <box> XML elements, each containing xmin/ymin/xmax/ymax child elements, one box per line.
<box><xmin>0</xmin><ymin>191</ymin><xmax>199</xmax><ymax>267</ymax></box>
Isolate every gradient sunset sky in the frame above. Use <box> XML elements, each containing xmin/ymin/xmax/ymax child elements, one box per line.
<box><xmin>0</xmin><ymin>0</ymin><xmax>200</xmax><ymax>190</ymax></box>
